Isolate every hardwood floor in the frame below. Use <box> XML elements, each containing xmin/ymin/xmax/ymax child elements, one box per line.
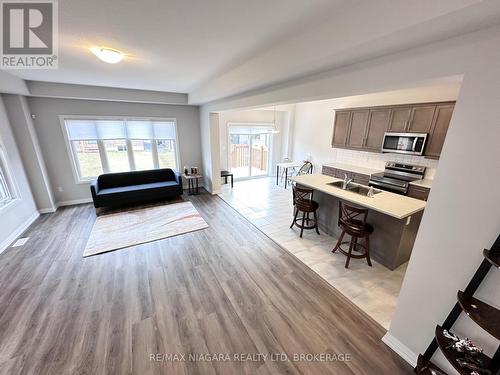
<box><xmin>0</xmin><ymin>193</ymin><xmax>412</xmax><ymax>374</ymax></box>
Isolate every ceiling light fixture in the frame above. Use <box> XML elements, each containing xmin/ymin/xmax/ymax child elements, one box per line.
<box><xmin>90</xmin><ymin>47</ymin><xmax>124</xmax><ymax>64</ymax></box>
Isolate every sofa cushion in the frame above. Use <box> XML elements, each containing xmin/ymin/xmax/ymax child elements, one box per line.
<box><xmin>97</xmin><ymin>181</ymin><xmax>178</xmax><ymax>196</ymax></box>
<box><xmin>97</xmin><ymin>168</ymin><xmax>176</xmax><ymax>189</ymax></box>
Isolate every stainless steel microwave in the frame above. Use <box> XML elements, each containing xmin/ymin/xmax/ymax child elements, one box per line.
<box><xmin>381</xmin><ymin>132</ymin><xmax>428</xmax><ymax>156</ymax></box>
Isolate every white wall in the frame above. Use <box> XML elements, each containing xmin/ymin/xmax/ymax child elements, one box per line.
<box><xmin>200</xmin><ymin>25</ymin><xmax>500</xmax><ymax>370</ymax></box>
<box><xmin>292</xmin><ymin>84</ymin><xmax>461</xmax><ymax>179</ymax></box>
<box><xmin>218</xmin><ymin>109</ymin><xmax>288</xmax><ymax>173</ymax></box>
<box><xmin>0</xmin><ymin>95</ymin><xmax>38</xmax><ymax>252</ymax></box>
<box><xmin>27</xmin><ymin>97</ymin><xmax>201</xmax><ymax>204</ymax></box>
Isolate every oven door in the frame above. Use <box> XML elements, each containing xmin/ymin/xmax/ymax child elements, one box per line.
<box><xmin>381</xmin><ymin>133</ymin><xmax>427</xmax><ymax>155</ymax></box>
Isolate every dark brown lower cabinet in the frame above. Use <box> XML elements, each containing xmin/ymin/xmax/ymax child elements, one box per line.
<box><xmin>407</xmin><ymin>185</ymin><xmax>430</xmax><ymax>201</ymax></box>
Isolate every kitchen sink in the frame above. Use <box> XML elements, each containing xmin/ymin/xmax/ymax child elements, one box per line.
<box><xmin>327</xmin><ymin>181</ymin><xmax>382</xmax><ymax>197</ymax></box>
<box><xmin>328</xmin><ymin>181</ymin><xmax>347</xmax><ymax>189</ymax></box>
<box><xmin>347</xmin><ymin>185</ymin><xmax>381</xmax><ymax>196</ymax></box>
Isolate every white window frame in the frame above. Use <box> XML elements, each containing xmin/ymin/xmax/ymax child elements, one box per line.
<box><xmin>0</xmin><ymin>142</ymin><xmax>18</xmax><ymax>211</ymax></box>
<box><xmin>59</xmin><ymin>115</ymin><xmax>181</xmax><ymax>184</ymax></box>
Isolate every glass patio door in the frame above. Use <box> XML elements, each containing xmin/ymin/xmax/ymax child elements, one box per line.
<box><xmin>249</xmin><ymin>133</ymin><xmax>270</xmax><ymax>177</ymax></box>
<box><xmin>228</xmin><ymin>127</ymin><xmax>271</xmax><ymax>179</ymax></box>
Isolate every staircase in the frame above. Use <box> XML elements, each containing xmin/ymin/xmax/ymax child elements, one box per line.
<box><xmin>415</xmin><ymin>234</ymin><xmax>500</xmax><ymax>375</ymax></box>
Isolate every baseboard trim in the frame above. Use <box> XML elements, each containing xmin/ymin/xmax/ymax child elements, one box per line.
<box><xmin>0</xmin><ymin>211</ymin><xmax>39</xmax><ymax>254</ymax></box>
<box><xmin>38</xmin><ymin>207</ymin><xmax>57</xmax><ymax>214</ymax></box>
<box><xmin>381</xmin><ymin>332</ymin><xmax>417</xmax><ymax>367</ymax></box>
<box><xmin>57</xmin><ymin>198</ymin><xmax>93</xmax><ymax>207</ymax></box>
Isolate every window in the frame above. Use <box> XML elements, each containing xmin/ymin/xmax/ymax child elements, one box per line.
<box><xmin>63</xmin><ymin>118</ymin><xmax>179</xmax><ymax>182</ymax></box>
<box><xmin>157</xmin><ymin>139</ymin><xmax>177</xmax><ymax>169</ymax></box>
<box><xmin>103</xmin><ymin>140</ymin><xmax>129</xmax><ymax>173</ymax></box>
<box><xmin>0</xmin><ymin>148</ymin><xmax>14</xmax><ymax>208</ymax></box>
<box><xmin>131</xmin><ymin>140</ymin><xmax>154</xmax><ymax>170</ymax></box>
<box><xmin>72</xmin><ymin>140</ymin><xmax>103</xmax><ymax>178</ymax></box>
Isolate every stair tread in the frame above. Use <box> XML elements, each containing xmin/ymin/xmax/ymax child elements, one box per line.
<box><xmin>483</xmin><ymin>248</ymin><xmax>500</xmax><ymax>268</ymax></box>
<box><xmin>415</xmin><ymin>354</ymin><xmax>448</xmax><ymax>375</ymax></box>
<box><xmin>457</xmin><ymin>291</ymin><xmax>500</xmax><ymax>340</ymax></box>
<box><xmin>435</xmin><ymin>325</ymin><xmax>493</xmax><ymax>375</ymax></box>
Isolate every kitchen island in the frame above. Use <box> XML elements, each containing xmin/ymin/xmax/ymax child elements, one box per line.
<box><xmin>290</xmin><ymin>174</ymin><xmax>426</xmax><ymax>270</ymax></box>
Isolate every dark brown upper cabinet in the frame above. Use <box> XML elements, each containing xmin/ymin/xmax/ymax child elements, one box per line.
<box><xmin>388</xmin><ymin>107</ymin><xmax>411</xmax><ymax>132</ymax></box>
<box><xmin>331</xmin><ymin>101</ymin><xmax>455</xmax><ymax>159</ymax></box>
<box><xmin>425</xmin><ymin>103</ymin><xmax>455</xmax><ymax>159</ymax></box>
<box><xmin>331</xmin><ymin>111</ymin><xmax>351</xmax><ymax>147</ymax></box>
<box><xmin>408</xmin><ymin>104</ymin><xmax>436</xmax><ymax>133</ymax></box>
<box><xmin>347</xmin><ymin>110</ymin><xmax>370</xmax><ymax>148</ymax></box>
<box><xmin>364</xmin><ymin>108</ymin><xmax>390</xmax><ymax>151</ymax></box>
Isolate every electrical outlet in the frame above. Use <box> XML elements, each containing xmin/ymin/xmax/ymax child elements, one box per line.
<box><xmin>57</xmin><ymin>186</ymin><xmax>63</xmax><ymax>192</ymax></box>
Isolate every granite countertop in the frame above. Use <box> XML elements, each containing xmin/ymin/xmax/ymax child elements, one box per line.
<box><xmin>290</xmin><ymin>174</ymin><xmax>426</xmax><ymax>220</ymax></box>
<box><xmin>323</xmin><ymin>162</ymin><xmax>383</xmax><ymax>176</ymax></box>
<box><xmin>409</xmin><ymin>179</ymin><xmax>433</xmax><ymax>189</ymax></box>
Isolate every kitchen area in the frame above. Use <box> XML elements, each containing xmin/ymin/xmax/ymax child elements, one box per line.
<box><xmin>293</xmin><ymin>100</ymin><xmax>454</xmax><ymax>266</ymax></box>
<box><xmin>218</xmin><ymin>84</ymin><xmax>460</xmax><ymax>329</ymax></box>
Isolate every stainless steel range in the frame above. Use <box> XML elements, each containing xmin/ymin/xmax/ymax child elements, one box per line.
<box><xmin>369</xmin><ymin>162</ymin><xmax>425</xmax><ymax>195</ymax></box>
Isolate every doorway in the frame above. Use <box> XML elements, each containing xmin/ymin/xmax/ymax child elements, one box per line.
<box><xmin>228</xmin><ymin>125</ymin><xmax>272</xmax><ymax>179</ymax></box>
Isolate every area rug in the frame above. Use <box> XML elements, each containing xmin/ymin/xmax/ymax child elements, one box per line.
<box><xmin>83</xmin><ymin>201</ymin><xmax>208</xmax><ymax>257</ymax></box>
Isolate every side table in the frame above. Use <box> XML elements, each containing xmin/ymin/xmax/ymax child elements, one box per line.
<box><xmin>184</xmin><ymin>174</ymin><xmax>203</xmax><ymax>195</ymax></box>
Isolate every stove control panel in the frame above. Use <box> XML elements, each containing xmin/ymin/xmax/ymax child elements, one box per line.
<box><xmin>386</xmin><ymin>162</ymin><xmax>425</xmax><ymax>173</ymax></box>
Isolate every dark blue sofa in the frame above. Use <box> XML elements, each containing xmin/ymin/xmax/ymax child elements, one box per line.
<box><xmin>90</xmin><ymin>168</ymin><xmax>183</xmax><ymax>208</ymax></box>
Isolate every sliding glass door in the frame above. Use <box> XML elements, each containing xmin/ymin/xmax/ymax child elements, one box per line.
<box><xmin>228</xmin><ymin>127</ymin><xmax>271</xmax><ymax>179</ymax></box>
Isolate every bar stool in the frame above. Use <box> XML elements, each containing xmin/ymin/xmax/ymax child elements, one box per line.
<box><xmin>332</xmin><ymin>201</ymin><xmax>373</xmax><ymax>268</ymax></box>
<box><xmin>290</xmin><ymin>185</ymin><xmax>320</xmax><ymax>238</ymax></box>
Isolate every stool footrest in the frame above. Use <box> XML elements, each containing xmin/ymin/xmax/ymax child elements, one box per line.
<box><xmin>335</xmin><ymin>241</ymin><xmax>369</xmax><ymax>259</ymax></box>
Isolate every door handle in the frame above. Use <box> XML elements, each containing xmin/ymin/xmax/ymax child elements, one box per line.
<box><xmin>412</xmin><ymin>137</ymin><xmax>418</xmax><ymax>151</ymax></box>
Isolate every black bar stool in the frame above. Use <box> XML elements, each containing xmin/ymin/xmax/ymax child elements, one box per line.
<box><xmin>332</xmin><ymin>201</ymin><xmax>373</xmax><ymax>268</ymax></box>
<box><xmin>290</xmin><ymin>185</ymin><xmax>320</xmax><ymax>238</ymax></box>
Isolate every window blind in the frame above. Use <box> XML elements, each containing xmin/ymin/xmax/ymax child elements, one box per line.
<box><xmin>66</xmin><ymin>119</ymin><xmax>176</xmax><ymax>140</ymax></box>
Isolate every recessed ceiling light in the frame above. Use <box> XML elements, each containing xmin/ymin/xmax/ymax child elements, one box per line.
<box><xmin>90</xmin><ymin>47</ymin><xmax>124</xmax><ymax>64</ymax></box>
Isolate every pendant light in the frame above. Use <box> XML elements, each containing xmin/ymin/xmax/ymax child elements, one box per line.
<box><xmin>271</xmin><ymin>106</ymin><xmax>280</xmax><ymax>134</ymax></box>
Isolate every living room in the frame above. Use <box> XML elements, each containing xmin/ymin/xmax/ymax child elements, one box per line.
<box><xmin>1</xmin><ymin>1</ymin><xmax>499</xmax><ymax>374</ymax></box>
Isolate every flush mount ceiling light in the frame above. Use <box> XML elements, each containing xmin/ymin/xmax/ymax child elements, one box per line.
<box><xmin>90</xmin><ymin>47</ymin><xmax>124</xmax><ymax>64</ymax></box>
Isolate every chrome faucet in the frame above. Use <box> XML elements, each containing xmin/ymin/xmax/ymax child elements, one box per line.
<box><xmin>342</xmin><ymin>173</ymin><xmax>353</xmax><ymax>189</ymax></box>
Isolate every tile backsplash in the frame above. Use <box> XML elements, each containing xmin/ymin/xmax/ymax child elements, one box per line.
<box><xmin>324</xmin><ymin>149</ymin><xmax>438</xmax><ymax>179</ymax></box>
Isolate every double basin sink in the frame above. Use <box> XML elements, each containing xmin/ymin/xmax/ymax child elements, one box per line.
<box><xmin>327</xmin><ymin>180</ymin><xmax>382</xmax><ymax>197</ymax></box>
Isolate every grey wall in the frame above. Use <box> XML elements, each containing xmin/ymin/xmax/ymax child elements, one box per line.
<box><xmin>3</xmin><ymin>95</ymin><xmax>56</xmax><ymax>212</ymax></box>
<box><xmin>27</xmin><ymin>97</ymin><xmax>201</xmax><ymax>203</ymax></box>
<box><xmin>0</xmin><ymin>95</ymin><xmax>38</xmax><ymax>252</ymax></box>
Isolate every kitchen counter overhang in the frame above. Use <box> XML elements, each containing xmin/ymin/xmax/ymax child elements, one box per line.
<box><xmin>290</xmin><ymin>174</ymin><xmax>425</xmax><ymax>219</ymax></box>
<box><xmin>289</xmin><ymin>174</ymin><xmax>426</xmax><ymax>270</ymax></box>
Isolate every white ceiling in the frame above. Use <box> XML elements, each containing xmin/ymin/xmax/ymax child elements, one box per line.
<box><xmin>7</xmin><ymin>0</ymin><xmax>500</xmax><ymax>104</ymax></box>
<box><xmin>9</xmin><ymin>0</ymin><xmax>343</xmax><ymax>93</ymax></box>
<box><xmin>255</xmin><ymin>82</ymin><xmax>462</xmax><ymax>112</ymax></box>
